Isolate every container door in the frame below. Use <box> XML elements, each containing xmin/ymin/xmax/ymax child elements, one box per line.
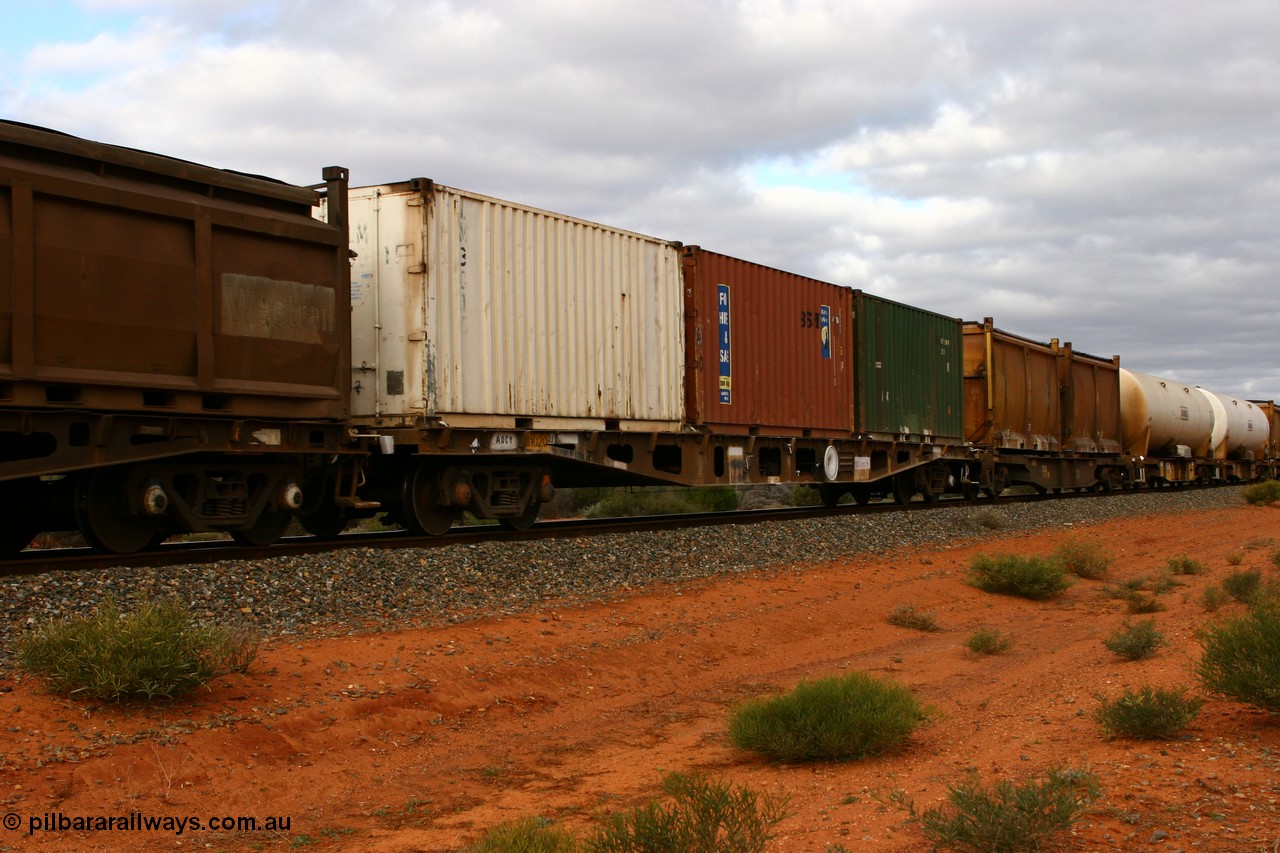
<box><xmin>348</xmin><ymin>186</ymin><xmax>425</xmax><ymax>419</ymax></box>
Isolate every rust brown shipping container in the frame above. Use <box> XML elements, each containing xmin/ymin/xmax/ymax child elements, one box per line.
<box><xmin>963</xmin><ymin>319</ymin><xmax>1062</xmax><ymax>450</ymax></box>
<box><xmin>1250</xmin><ymin>400</ymin><xmax>1280</xmax><ymax>461</ymax></box>
<box><xmin>682</xmin><ymin>246</ymin><xmax>852</xmax><ymax>436</ymax></box>
<box><xmin>1058</xmin><ymin>342</ymin><xmax>1122</xmax><ymax>454</ymax></box>
<box><xmin>0</xmin><ymin>120</ymin><xmax>350</xmax><ymax>421</ymax></box>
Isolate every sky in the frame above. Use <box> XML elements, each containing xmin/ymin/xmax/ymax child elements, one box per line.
<box><xmin>3</xmin><ymin>0</ymin><xmax>1278</xmax><ymax>401</ymax></box>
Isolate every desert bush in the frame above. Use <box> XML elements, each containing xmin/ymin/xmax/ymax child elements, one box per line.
<box><xmin>964</xmin><ymin>629</ymin><xmax>1014</xmax><ymax>656</ymax></box>
<box><xmin>1166</xmin><ymin>555</ymin><xmax>1207</xmax><ymax>575</ymax></box>
<box><xmin>1053</xmin><ymin>539</ymin><xmax>1111</xmax><ymax>580</ymax></box>
<box><xmin>583</xmin><ymin>487</ymin><xmax>739</xmax><ymax>518</ymax></box>
<box><xmin>582</xmin><ymin>772</ymin><xmax>789</xmax><ymax>853</ymax></box>
<box><xmin>467</xmin><ymin>816</ymin><xmax>579</xmax><ymax>853</ymax></box>
<box><xmin>1095</xmin><ymin>686</ymin><xmax>1202</xmax><ymax>740</ymax></box>
<box><xmin>1197</xmin><ymin>595</ymin><xmax>1280</xmax><ymax>712</ymax></box>
<box><xmin>1103</xmin><ymin>619</ymin><xmax>1166</xmax><ymax>661</ymax></box>
<box><xmin>1201</xmin><ymin>585</ymin><xmax>1230</xmax><ymax>612</ymax></box>
<box><xmin>14</xmin><ymin>597</ymin><xmax>258</xmax><ymax>701</ymax></box>
<box><xmin>1242</xmin><ymin>479</ymin><xmax>1280</xmax><ymax>506</ymax></box>
<box><xmin>887</xmin><ymin>604</ymin><xmax>942</xmax><ymax>632</ymax></box>
<box><xmin>1123</xmin><ymin>591</ymin><xmax>1166</xmax><ymax>614</ymax></box>
<box><xmin>1222</xmin><ymin>568</ymin><xmax>1262</xmax><ymax>602</ymax></box>
<box><xmin>892</xmin><ymin>767</ymin><xmax>1100</xmax><ymax>853</ymax></box>
<box><xmin>1226</xmin><ymin>551</ymin><xmax>1245</xmax><ymax>566</ymax></box>
<box><xmin>967</xmin><ymin>554</ymin><xmax>1071</xmax><ymax>600</ymax></box>
<box><xmin>728</xmin><ymin>672</ymin><xmax>931</xmax><ymax>762</ymax></box>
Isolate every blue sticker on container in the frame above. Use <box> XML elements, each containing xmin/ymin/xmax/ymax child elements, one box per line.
<box><xmin>718</xmin><ymin>284</ymin><xmax>732</xmax><ymax>404</ymax></box>
<box><xmin>820</xmin><ymin>304</ymin><xmax>831</xmax><ymax>359</ymax></box>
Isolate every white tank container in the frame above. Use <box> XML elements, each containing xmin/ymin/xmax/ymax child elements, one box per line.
<box><xmin>346</xmin><ymin>179</ymin><xmax>685</xmax><ymax>428</ymax></box>
<box><xmin>1118</xmin><ymin>368</ymin><xmax>1214</xmax><ymax>457</ymax></box>
<box><xmin>1196</xmin><ymin>388</ymin><xmax>1270</xmax><ymax>458</ymax></box>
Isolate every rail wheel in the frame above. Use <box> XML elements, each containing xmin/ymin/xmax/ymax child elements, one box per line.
<box><xmin>498</xmin><ymin>500</ymin><xmax>541</xmax><ymax>531</ymax></box>
<box><xmin>892</xmin><ymin>473</ymin><xmax>914</xmax><ymax>505</ymax></box>
<box><xmin>231</xmin><ymin>509</ymin><xmax>294</xmax><ymax>547</ymax></box>
<box><xmin>299</xmin><ymin>504</ymin><xmax>350</xmax><ymax>539</ymax></box>
<box><xmin>1</xmin><ymin>527</ymin><xmax>34</xmax><ymax>558</ymax></box>
<box><xmin>75</xmin><ymin>469</ymin><xmax>167</xmax><ymax>554</ymax></box>
<box><xmin>819</xmin><ymin>484</ymin><xmax>844</xmax><ymax>508</ymax></box>
<box><xmin>402</xmin><ymin>464</ymin><xmax>460</xmax><ymax>535</ymax></box>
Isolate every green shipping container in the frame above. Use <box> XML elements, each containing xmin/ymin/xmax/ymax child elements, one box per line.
<box><xmin>853</xmin><ymin>292</ymin><xmax>964</xmax><ymax>442</ymax></box>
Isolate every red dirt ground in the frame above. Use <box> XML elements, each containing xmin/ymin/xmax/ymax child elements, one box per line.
<box><xmin>2</xmin><ymin>504</ymin><xmax>1279</xmax><ymax>852</ymax></box>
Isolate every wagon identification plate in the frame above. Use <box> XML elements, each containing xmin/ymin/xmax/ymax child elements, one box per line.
<box><xmin>220</xmin><ymin>274</ymin><xmax>335</xmax><ymax>345</ymax></box>
<box><xmin>717</xmin><ymin>284</ymin><xmax>732</xmax><ymax>404</ymax></box>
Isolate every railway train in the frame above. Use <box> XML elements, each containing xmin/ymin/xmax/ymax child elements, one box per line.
<box><xmin>1</xmin><ymin>120</ymin><xmax>1276</xmax><ymax>556</ymax></box>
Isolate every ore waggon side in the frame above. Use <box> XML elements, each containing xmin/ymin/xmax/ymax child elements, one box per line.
<box><xmin>0</xmin><ymin>121</ymin><xmax>357</xmax><ymax>554</ymax></box>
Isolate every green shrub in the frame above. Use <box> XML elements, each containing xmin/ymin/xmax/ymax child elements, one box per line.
<box><xmin>887</xmin><ymin>604</ymin><xmax>942</xmax><ymax>632</ymax></box>
<box><xmin>467</xmin><ymin>816</ymin><xmax>578</xmax><ymax>853</ymax></box>
<box><xmin>1122</xmin><ymin>591</ymin><xmax>1166</xmax><ymax>614</ymax></box>
<box><xmin>728</xmin><ymin>672</ymin><xmax>931</xmax><ymax>762</ymax></box>
<box><xmin>1197</xmin><ymin>595</ymin><xmax>1280</xmax><ymax>712</ymax></box>
<box><xmin>1095</xmin><ymin>686</ymin><xmax>1202</xmax><ymax>740</ymax></box>
<box><xmin>14</xmin><ymin>597</ymin><xmax>258</xmax><ymax>701</ymax></box>
<box><xmin>893</xmin><ymin>767</ymin><xmax>1100</xmax><ymax>853</ymax></box>
<box><xmin>1053</xmin><ymin>540</ymin><xmax>1111</xmax><ymax>580</ymax></box>
<box><xmin>1222</xmin><ymin>568</ymin><xmax>1262</xmax><ymax>602</ymax></box>
<box><xmin>582</xmin><ymin>772</ymin><xmax>789</xmax><ymax>853</ymax></box>
<box><xmin>1273</xmin><ymin>549</ymin><xmax>1280</xmax><ymax>569</ymax></box>
<box><xmin>1243</xmin><ymin>479</ymin><xmax>1280</xmax><ymax>506</ymax></box>
<box><xmin>1201</xmin><ymin>585</ymin><xmax>1230</xmax><ymax>612</ymax></box>
<box><xmin>583</xmin><ymin>487</ymin><xmax>739</xmax><ymax>518</ymax></box>
<box><xmin>964</xmin><ymin>629</ymin><xmax>1014</xmax><ymax>656</ymax></box>
<box><xmin>1166</xmin><ymin>555</ymin><xmax>1207</xmax><ymax>575</ymax></box>
<box><xmin>1103</xmin><ymin>619</ymin><xmax>1166</xmax><ymax>661</ymax></box>
<box><xmin>967</xmin><ymin>554</ymin><xmax>1071</xmax><ymax>600</ymax></box>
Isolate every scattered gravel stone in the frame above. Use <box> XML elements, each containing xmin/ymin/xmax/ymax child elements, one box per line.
<box><xmin>0</xmin><ymin>487</ymin><xmax>1250</xmax><ymax>673</ymax></box>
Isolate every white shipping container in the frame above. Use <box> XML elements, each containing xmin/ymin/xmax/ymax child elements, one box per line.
<box><xmin>347</xmin><ymin>179</ymin><xmax>685</xmax><ymax>427</ymax></box>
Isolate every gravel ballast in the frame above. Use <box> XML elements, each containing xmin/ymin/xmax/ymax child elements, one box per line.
<box><xmin>0</xmin><ymin>487</ymin><xmax>1252</xmax><ymax>671</ymax></box>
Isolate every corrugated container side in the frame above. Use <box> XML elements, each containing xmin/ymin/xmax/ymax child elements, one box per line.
<box><xmin>1249</xmin><ymin>400</ymin><xmax>1280</xmax><ymax>460</ymax></box>
<box><xmin>348</xmin><ymin>179</ymin><xmax>684</xmax><ymax>425</ymax></box>
<box><xmin>682</xmin><ymin>247</ymin><xmax>852</xmax><ymax>435</ymax></box>
<box><xmin>962</xmin><ymin>320</ymin><xmax>1061</xmax><ymax>450</ymax></box>
<box><xmin>1059</xmin><ymin>344</ymin><xmax>1122</xmax><ymax>453</ymax></box>
<box><xmin>0</xmin><ymin>121</ymin><xmax>349</xmax><ymax>420</ymax></box>
<box><xmin>853</xmin><ymin>292</ymin><xmax>963</xmax><ymax>441</ymax></box>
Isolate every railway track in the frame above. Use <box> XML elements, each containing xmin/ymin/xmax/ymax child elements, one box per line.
<box><xmin>0</xmin><ymin>487</ymin><xmax>1134</xmax><ymax>577</ymax></box>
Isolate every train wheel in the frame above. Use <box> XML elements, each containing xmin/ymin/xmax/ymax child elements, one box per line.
<box><xmin>231</xmin><ymin>509</ymin><xmax>293</xmax><ymax>547</ymax></box>
<box><xmin>961</xmin><ymin>481</ymin><xmax>981</xmax><ymax>501</ymax></box>
<box><xmin>498</xmin><ymin>500</ymin><xmax>541</xmax><ymax>531</ymax></box>
<box><xmin>402</xmin><ymin>465</ymin><xmax>460</xmax><ymax>535</ymax></box>
<box><xmin>75</xmin><ymin>470</ymin><xmax>167</xmax><ymax>554</ymax></box>
<box><xmin>819</xmin><ymin>484</ymin><xmax>844</xmax><ymax>508</ymax></box>
<box><xmin>892</xmin><ymin>473</ymin><xmax>914</xmax><ymax>505</ymax></box>
<box><xmin>1</xmin><ymin>527</ymin><xmax>34</xmax><ymax>558</ymax></box>
<box><xmin>299</xmin><ymin>505</ymin><xmax>350</xmax><ymax>539</ymax></box>
<box><xmin>851</xmin><ymin>486</ymin><xmax>873</xmax><ymax>506</ymax></box>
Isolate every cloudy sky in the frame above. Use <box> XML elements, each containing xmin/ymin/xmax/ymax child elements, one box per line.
<box><xmin>4</xmin><ymin>0</ymin><xmax>1278</xmax><ymax>400</ymax></box>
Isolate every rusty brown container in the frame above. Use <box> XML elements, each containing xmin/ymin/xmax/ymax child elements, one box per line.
<box><xmin>1250</xmin><ymin>400</ymin><xmax>1280</xmax><ymax>461</ymax></box>
<box><xmin>1058</xmin><ymin>343</ymin><xmax>1122</xmax><ymax>454</ymax></box>
<box><xmin>963</xmin><ymin>319</ymin><xmax>1062</xmax><ymax>450</ymax></box>
<box><xmin>682</xmin><ymin>246</ymin><xmax>852</xmax><ymax>436</ymax></box>
<box><xmin>0</xmin><ymin>121</ymin><xmax>349</xmax><ymax>421</ymax></box>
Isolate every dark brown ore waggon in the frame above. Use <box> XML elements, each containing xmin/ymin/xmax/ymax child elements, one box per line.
<box><xmin>0</xmin><ymin>121</ymin><xmax>354</xmax><ymax>553</ymax></box>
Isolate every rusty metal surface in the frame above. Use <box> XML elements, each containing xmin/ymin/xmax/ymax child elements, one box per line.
<box><xmin>681</xmin><ymin>247</ymin><xmax>853</xmax><ymax>435</ymax></box>
<box><xmin>0</xmin><ymin>121</ymin><xmax>349</xmax><ymax>423</ymax></box>
<box><xmin>1059</xmin><ymin>344</ymin><xmax>1122</xmax><ymax>453</ymax></box>
<box><xmin>963</xmin><ymin>320</ymin><xmax>1062</xmax><ymax>450</ymax></box>
<box><xmin>853</xmin><ymin>292</ymin><xmax>963</xmax><ymax>441</ymax></box>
